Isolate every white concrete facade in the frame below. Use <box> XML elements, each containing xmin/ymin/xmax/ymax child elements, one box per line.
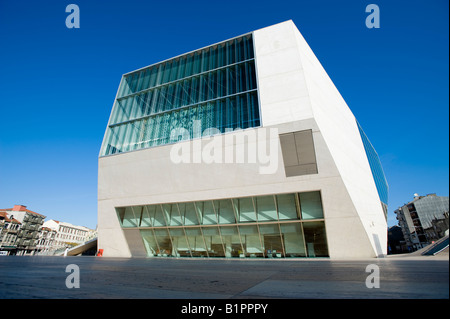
<box><xmin>98</xmin><ymin>20</ymin><xmax>387</xmax><ymax>258</ymax></box>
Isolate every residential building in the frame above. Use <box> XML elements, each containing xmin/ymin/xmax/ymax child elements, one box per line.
<box><xmin>387</xmin><ymin>225</ymin><xmax>408</xmax><ymax>254</ymax></box>
<box><xmin>97</xmin><ymin>20</ymin><xmax>388</xmax><ymax>259</ymax></box>
<box><xmin>395</xmin><ymin>193</ymin><xmax>449</xmax><ymax>251</ymax></box>
<box><xmin>0</xmin><ymin>211</ymin><xmax>21</xmax><ymax>255</ymax></box>
<box><xmin>36</xmin><ymin>226</ymin><xmax>58</xmax><ymax>255</ymax></box>
<box><xmin>39</xmin><ymin>219</ymin><xmax>96</xmax><ymax>254</ymax></box>
<box><xmin>0</xmin><ymin>205</ymin><xmax>46</xmax><ymax>255</ymax></box>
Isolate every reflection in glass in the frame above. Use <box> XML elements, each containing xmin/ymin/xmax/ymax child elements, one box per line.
<box><xmin>153</xmin><ymin>205</ymin><xmax>166</xmax><ymax>227</ymax></box>
<box><xmin>277</xmin><ymin>194</ymin><xmax>298</xmax><ymax>220</ymax></box>
<box><xmin>100</xmin><ymin>34</ymin><xmax>259</xmax><ymax>157</ymax></box>
<box><xmin>140</xmin><ymin>205</ymin><xmax>153</xmax><ymax>227</ymax></box>
<box><xmin>117</xmin><ymin>191</ymin><xmax>329</xmax><ymax>259</ymax></box>
<box><xmin>220</xmin><ymin>225</ymin><xmax>242</xmax><ymax>257</ymax></box>
<box><xmin>185</xmin><ymin>228</ymin><xmax>207</xmax><ymax>257</ymax></box>
<box><xmin>303</xmin><ymin>221</ymin><xmax>328</xmax><ymax>257</ymax></box>
<box><xmin>234</xmin><ymin>197</ymin><xmax>256</xmax><ymax>223</ymax></box>
<box><xmin>256</xmin><ymin>196</ymin><xmax>277</xmax><ymax>221</ymax></box>
<box><xmin>141</xmin><ymin>229</ymin><xmax>158</xmax><ymax>257</ymax></box>
<box><xmin>239</xmin><ymin>225</ymin><xmax>263</xmax><ymax>257</ymax></box>
<box><xmin>195</xmin><ymin>200</ymin><xmax>216</xmax><ymax>225</ymax></box>
<box><xmin>281</xmin><ymin>223</ymin><xmax>306</xmax><ymax>257</ymax></box>
<box><xmin>120</xmin><ymin>207</ymin><xmax>139</xmax><ymax>228</ymax></box>
<box><xmin>259</xmin><ymin>224</ymin><xmax>283</xmax><ymax>257</ymax></box>
<box><xmin>154</xmin><ymin>228</ymin><xmax>172</xmax><ymax>256</ymax></box>
<box><xmin>300</xmin><ymin>192</ymin><xmax>324</xmax><ymax>220</ymax></box>
<box><xmin>216</xmin><ymin>199</ymin><xmax>235</xmax><ymax>224</ymax></box>
<box><xmin>169</xmin><ymin>228</ymin><xmax>190</xmax><ymax>257</ymax></box>
<box><xmin>202</xmin><ymin>227</ymin><xmax>225</xmax><ymax>257</ymax></box>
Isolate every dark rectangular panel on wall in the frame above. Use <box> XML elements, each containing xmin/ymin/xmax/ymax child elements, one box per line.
<box><xmin>280</xmin><ymin>129</ymin><xmax>318</xmax><ymax>177</ymax></box>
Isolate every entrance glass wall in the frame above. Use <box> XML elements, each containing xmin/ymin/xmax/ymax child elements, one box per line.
<box><xmin>116</xmin><ymin>191</ymin><xmax>329</xmax><ymax>258</ymax></box>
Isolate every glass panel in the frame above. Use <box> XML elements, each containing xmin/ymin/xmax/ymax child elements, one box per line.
<box><xmin>170</xmin><ymin>59</ymin><xmax>179</xmax><ymax>82</ymax></box>
<box><xmin>141</xmin><ymin>205</ymin><xmax>153</xmax><ymax>227</ymax></box>
<box><xmin>357</xmin><ymin>121</ymin><xmax>389</xmax><ymax>205</ymax></box>
<box><xmin>163</xmin><ymin>203</ymin><xmax>182</xmax><ymax>226</ymax></box>
<box><xmin>135</xmin><ymin>71</ymin><xmax>143</xmax><ymax>92</ymax></box>
<box><xmin>216</xmin><ymin>199</ymin><xmax>235</xmax><ymax>224</ymax></box>
<box><xmin>239</xmin><ymin>225</ymin><xmax>263</xmax><ymax>257</ymax></box>
<box><xmin>147</xmin><ymin>66</ymin><xmax>156</xmax><ymax>88</ymax></box>
<box><xmin>162</xmin><ymin>61</ymin><xmax>171</xmax><ymax>84</ymax></box>
<box><xmin>153</xmin><ymin>205</ymin><xmax>166</xmax><ymax>227</ymax></box>
<box><xmin>217</xmin><ymin>69</ymin><xmax>226</xmax><ymax>98</ymax></box>
<box><xmin>259</xmin><ymin>224</ymin><xmax>283</xmax><ymax>258</ymax></box>
<box><xmin>227</xmin><ymin>66</ymin><xmax>236</xmax><ymax>96</ymax></box>
<box><xmin>169</xmin><ymin>228</ymin><xmax>190</xmax><ymax>257</ymax></box>
<box><xmin>303</xmin><ymin>221</ymin><xmax>328</xmax><ymax>257</ymax></box>
<box><xmin>209</xmin><ymin>46</ymin><xmax>217</xmax><ymax>70</ymax></box>
<box><xmin>116</xmin><ymin>207</ymin><xmax>125</xmax><ymax>226</ymax></box>
<box><xmin>219</xmin><ymin>226</ymin><xmax>243</xmax><ymax>257</ymax></box>
<box><xmin>185</xmin><ymin>227</ymin><xmax>207</xmax><ymax>257</ymax></box>
<box><xmin>201</xmin><ymin>48</ymin><xmax>210</xmax><ymax>73</ymax></box>
<box><xmin>281</xmin><ymin>223</ymin><xmax>306</xmax><ymax>257</ymax></box>
<box><xmin>132</xmin><ymin>206</ymin><xmax>143</xmax><ymax>226</ymax></box>
<box><xmin>226</xmin><ymin>40</ymin><xmax>235</xmax><ymax>65</ymax></box>
<box><xmin>180</xmin><ymin>202</ymin><xmax>199</xmax><ymax>226</ymax></box>
<box><xmin>177</xmin><ymin>56</ymin><xmax>186</xmax><ymax>79</ymax></box>
<box><xmin>197</xmin><ymin>201</ymin><xmax>217</xmax><ymax>225</ymax></box>
<box><xmin>192</xmin><ymin>51</ymin><xmax>201</xmax><ymax>75</ymax></box>
<box><xmin>155</xmin><ymin>64</ymin><xmax>163</xmax><ymax>86</ymax></box>
<box><xmin>153</xmin><ymin>228</ymin><xmax>172</xmax><ymax>257</ymax></box>
<box><xmin>202</xmin><ymin>227</ymin><xmax>224</xmax><ymax>257</ymax></box>
<box><xmin>256</xmin><ymin>196</ymin><xmax>277</xmax><ymax>221</ymax></box>
<box><xmin>234</xmin><ymin>197</ymin><xmax>256</xmax><ymax>223</ymax></box>
<box><xmin>141</xmin><ymin>69</ymin><xmax>150</xmax><ymax>91</ymax></box>
<box><xmin>121</xmin><ymin>207</ymin><xmax>138</xmax><ymax>227</ymax></box>
<box><xmin>244</xmin><ymin>35</ymin><xmax>254</xmax><ymax>60</ymax></box>
<box><xmin>236</xmin><ymin>38</ymin><xmax>245</xmax><ymax>63</ymax></box>
<box><xmin>184</xmin><ymin>54</ymin><xmax>193</xmax><ymax>77</ymax></box>
<box><xmin>277</xmin><ymin>194</ymin><xmax>299</xmax><ymax>220</ymax></box>
<box><xmin>300</xmin><ymin>192</ymin><xmax>324</xmax><ymax>220</ymax></box>
<box><xmin>140</xmin><ymin>229</ymin><xmax>158</xmax><ymax>257</ymax></box>
<box><xmin>144</xmin><ymin>117</ymin><xmax>155</xmax><ymax>148</ymax></box>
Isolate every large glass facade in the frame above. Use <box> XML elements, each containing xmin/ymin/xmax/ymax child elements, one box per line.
<box><xmin>100</xmin><ymin>34</ymin><xmax>260</xmax><ymax>156</ymax></box>
<box><xmin>356</xmin><ymin>121</ymin><xmax>388</xmax><ymax>207</ymax></box>
<box><xmin>117</xmin><ymin>191</ymin><xmax>329</xmax><ymax>258</ymax></box>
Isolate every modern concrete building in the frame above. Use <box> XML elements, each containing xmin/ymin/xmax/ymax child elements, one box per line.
<box><xmin>98</xmin><ymin>20</ymin><xmax>388</xmax><ymax>259</ymax></box>
<box><xmin>395</xmin><ymin>193</ymin><xmax>449</xmax><ymax>251</ymax></box>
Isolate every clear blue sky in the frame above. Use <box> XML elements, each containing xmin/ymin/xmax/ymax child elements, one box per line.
<box><xmin>0</xmin><ymin>0</ymin><xmax>448</xmax><ymax>229</ymax></box>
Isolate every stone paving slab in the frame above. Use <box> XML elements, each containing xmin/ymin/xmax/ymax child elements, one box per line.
<box><xmin>0</xmin><ymin>255</ymin><xmax>448</xmax><ymax>300</ymax></box>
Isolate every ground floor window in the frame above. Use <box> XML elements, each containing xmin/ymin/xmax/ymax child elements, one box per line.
<box><xmin>117</xmin><ymin>191</ymin><xmax>329</xmax><ymax>258</ymax></box>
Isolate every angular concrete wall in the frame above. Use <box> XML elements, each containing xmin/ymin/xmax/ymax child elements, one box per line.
<box><xmin>253</xmin><ymin>20</ymin><xmax>387</xmax><ymax>257</ymax></box>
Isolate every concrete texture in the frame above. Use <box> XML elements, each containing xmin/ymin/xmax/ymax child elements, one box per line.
<box><xmin>0</xmin><ymin>254</ymin><xmax>448</xmax><ymax>299</ymax></box>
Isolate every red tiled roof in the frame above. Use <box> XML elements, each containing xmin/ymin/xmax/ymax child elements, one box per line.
<box><xmin>0</xmin><ymin>205</ymin><xmax>46</xmax><ymax>218</ymax></box>
<box><xmin>0</xmin><ymin>211</ymin><xmax>22</xmax><ymax>224</ymax></box>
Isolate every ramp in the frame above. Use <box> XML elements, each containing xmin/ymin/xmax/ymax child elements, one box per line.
<box><xmin>58</xmin><ymin>238</ymin><xmax>97</xmax><ymax>256</ymax></box>
<box><xmin>422</xmin><ymin>235</ymin><xmax>449</xmax><ymax>256</ymax></box>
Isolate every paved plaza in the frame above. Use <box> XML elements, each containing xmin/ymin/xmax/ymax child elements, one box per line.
<box><xmin>0</xmin><ymin>254</ymin><xmax>448</xmax><ymax>299</ymax></box>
